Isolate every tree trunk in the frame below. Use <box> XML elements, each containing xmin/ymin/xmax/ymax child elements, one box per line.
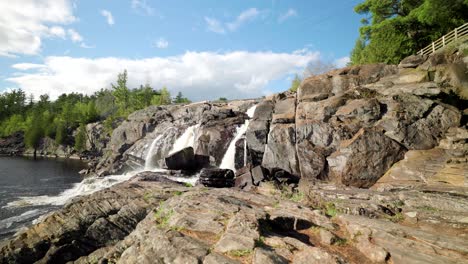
<box><xmin>33</xmin><ymin>148</ymin><xmax>37</xmax><ymax>160</ymax></box>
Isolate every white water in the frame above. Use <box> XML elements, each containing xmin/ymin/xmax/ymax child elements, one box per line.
<box><xmin>6</xmin><ymin>125</ymin><xmax>204</xmax><ymax>209</ymax></box>
<box><xmin>144</xmin><ymin>135</ymin><xmax>163</xmax><ymax>170</ymax></box>
<box><xmin>169</xmin><ymin>124</ymin><xmax>200</xmax><ymax>154</ymax></box>
<box><xmin>5</xmin><ymin>170</ymin><xmax>140</xmax><ymax>208</ymax></box>
<box><xmin>219</xmin><ymin>105</ymin><xmax>257</xmax><ymax>171</ymax></box>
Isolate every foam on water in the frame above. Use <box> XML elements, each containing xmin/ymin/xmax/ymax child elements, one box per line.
<box><xmin>0</xmin><ymin>209</ymin><xmax>47</xmax><ymax>229</ymax></box>
<box><xmin>5</xmin><ymin>170</ymin><xmax>141</xmax><ymax>208</ymax></box>
<box><xmin>219</xmin><ymin>105</ymin><xmax>257</xmax><ymax>172</ymax></box>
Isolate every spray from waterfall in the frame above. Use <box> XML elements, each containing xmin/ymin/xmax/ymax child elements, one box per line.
<box><xmin>169</xmin><ymin>124</ymin><xmax>200</xmax><ymax>155</ymax></box>
<box><xmin>219</xmin><ymin>105</ymin><xmax>257</xmax><ymax>172</ymax></box>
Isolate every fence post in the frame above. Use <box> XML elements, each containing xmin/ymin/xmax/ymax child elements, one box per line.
<box><xmin>455</xmin><ymin>28</ymin><xmax>458</xmax><ymax>41</ymax></box>
<box><xmin>442</xmin><ymin>35</ymin><xmax>445</xmax><ymax>46</ymax></box>
<box><xmin>432</xmin><ymin>42</ymin><xmax>435</xmax><ymax>53</ymax></box>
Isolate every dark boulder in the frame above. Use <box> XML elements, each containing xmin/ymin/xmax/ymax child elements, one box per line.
<box><xmin>198</xmin><ymin>168</ymin><xmax>235</xmax><ymax>188</ymax></box>
<box><xmin>165</xmin><ymin>147</ymin><xmax>210</xmax><ymax>171</ymax></box>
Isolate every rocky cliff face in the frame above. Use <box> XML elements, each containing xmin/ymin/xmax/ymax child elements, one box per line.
<box><xmin>92</xmin><ymin>53</ymin><xmax>466</xmax><ymax>189</ymax></box>
<box><xmin>1</xmin><ymin>52</ymin><xmax>467</xmax><ymax>264</ymax></box>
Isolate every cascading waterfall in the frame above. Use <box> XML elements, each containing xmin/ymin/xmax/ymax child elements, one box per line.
<box><xmin>144</xmin><ymin>135</ymin><xmax>163</xmax><ymax>170</ymax></box>
<box><xmin>219</xmin><ymin>105</ymin><xmax>257</xmax><ymax>172</ymax></box>
<box><xmin>169</xmin><ymin>124</ymin><xmax>200</xmax><ymax>155</ymax></box>
<box><xmin>6</xmin><ymin>125</ymin><xmax>202</xmax><ymax>209</ymax></box>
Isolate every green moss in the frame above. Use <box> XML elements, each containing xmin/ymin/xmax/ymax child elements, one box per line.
<box><xmin>325</xmin><ymin>202</ymin><xmax>338</xmax><ymax>218</ymax></box>
<box><xmin>385</xmin><ymin>212</ymin><xmax>405</xmax><ymax>223</ymax></box>
<box><xmin>227</xmin><ymin>249</ymin><xmax>253</xmax><ymax>257</ymax></box>
<box><xmin>333</xmin><ymin>237</ymin><xmax>348</xmax><ymax>246</ymax></box>
<box><xmin>154</xmin><ymin>202</ymin><xmax>174</xmax><ymax>228</ymax></box>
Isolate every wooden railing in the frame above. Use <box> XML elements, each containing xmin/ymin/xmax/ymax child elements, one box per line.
<box><xmin>417</xmin><ymin>23</ymin><xmax>468</xmax><ymax>56</ymax></box>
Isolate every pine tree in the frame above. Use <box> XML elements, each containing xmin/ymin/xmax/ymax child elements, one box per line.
<box><xmin>74</xmin><ymin>123</ymin><xmax>87</xmax><ymax>153</ymax></box>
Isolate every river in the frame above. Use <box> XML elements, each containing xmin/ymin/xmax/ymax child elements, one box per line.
<box><xmin>0</xmin><ymin>157</ymin><xmax>86</xmax><ymax>240</ymax></box>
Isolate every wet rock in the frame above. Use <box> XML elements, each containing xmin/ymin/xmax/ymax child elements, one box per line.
<box><xmin>164</xmin><ymin>147</ymin><xmax>210</xmax><ymax>171</ymax></box>
<box><xmin>198</xmin><ymin>168</ymin><xmax>235</xmax><ymax>188</ymax></box>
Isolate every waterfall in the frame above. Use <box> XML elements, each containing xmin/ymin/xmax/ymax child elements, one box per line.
<box><xmin>5</xmin><ymin>125</ymin><xmax>203</xmax><ymax>210</ymax></box>
<box><xmin>144</xmin><ymin>135</ymin><xmax>163</xmax><ymax>170</ymax></box>
<box><xmin>219</xmin><ymin>105</ymin><xmax>257</xmax><ymax>171</ymax></box>
<box><xmin>169</xmin><ymin>124</ymin><xmax>200</xmax><ymax>155</ymax></box>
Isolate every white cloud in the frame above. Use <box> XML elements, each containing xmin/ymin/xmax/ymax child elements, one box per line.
<box><xmin>227</xmin><ymin>8</ymin><xmax>260</xmax><ymax>31</ymax></box>
<box><xmin>278</xmin><ymin>8</ymin><xmax>297</xmax><ymax>23</ymax></box>
<box><xmin>0</xmin><ymin>0</ymin><xmax>76</xmax><ymax>56</ymax></box>
<box><xmin>48</xmin><ymin>26</ymin><xmax>66</xmax><ymax>38</ymax></box>
<box><xmin>67</xmin><ymin>29</ymin><xmax>83</xmax><ymax>43</ymax></box>
<box><xmin>131</xmin><ymin>0</ymin><xmax>154</xmax><ymax>16</ymax></box>
<box><xmin>11</xmin><ymin>63</ymin><xmax>46</xmax><ymax>71</ymax></box>
<box><xmin>7</xmin><ymin>50</ymin><xmax>320</xmax><ymax>101</ymax></box>
<box><xmin>101</xmin><ymin>10</ymin><xmax>115</xmax><ymax>25</ymax></box>
<box><xmin>334</xmin><ymin>56</ymin><xmax>350</xmax><ymax>68</ymax></box>
<box><xmin>205</xmin><ymin>8</ymin><xmax>262</xmax><ymax>34</ymax></box>
<box><xmin>154</xmin><ymin>38</ymin><xmax>169</xmax><ymax>49</ymax></box>
<box><xmin>204</xmin><ymin>17</ymin><xmax>226</xmax><ymax>34</ymax></box>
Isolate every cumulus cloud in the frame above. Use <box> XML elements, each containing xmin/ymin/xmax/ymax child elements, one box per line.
<box><xmin>205</xmin><ymin>8</ymin><xmax>261</xmax><ymax>34</ymax></box>
<box><xmin>0</xmin><ymin>0</ymin><xmax>76</xmax><ymax>56</ymax></box>
<box><xmin>334</xmin><ymin>56</ymin><xmax>350</xmax><ymax>68</ymax></box>
<box><xmin>131</xmin><ymin>0</ymin><xmax>154</xmax><ymax>16</ymax></box>
<box><xmin>154</xmin><ymin>38</ymin><xmax>169</xmax><ymax>49</ymax></box>
<box><xmin>101</xmin><ymin>10</ymin><xmax>115</xmax><ymax>25</ymax></box>
<box><xmin>278</xmin><ymin>8</ymin><xmax>297</xmax><ymax>23</ymax></box>
<box><xmin>7</xmin><ymin>50</ymin><xmax>320</xmax><ymax>101</ymax></box>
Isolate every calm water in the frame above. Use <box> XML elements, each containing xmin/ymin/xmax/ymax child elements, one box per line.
<box><xmin>0</xmin><ymin>157</ymin><xmax>86</xmax><ymax>240</ymax></box>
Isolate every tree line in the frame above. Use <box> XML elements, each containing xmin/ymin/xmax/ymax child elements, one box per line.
<box><xmin>0</xmin><ymin>70</ymin><xmax>191</xmax><ymax>156</ymax></box>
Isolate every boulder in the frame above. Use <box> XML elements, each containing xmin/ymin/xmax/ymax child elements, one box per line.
<box><xmin>234</xmin><ymin>172</ymin><xmax>253</xmax><ymax>191</ymax></box>
<box><xmin>327</xmin><ymin>128</ymin><xmax>405</xmax><ymax>188</ymax></box>
<box><xmin>262</xmin><ymin>124</ymin><xmax>300</xmax><ymax>176</ymax></box>
<box><xmin>251</xmin><ymin>166</ymin><xmax>268</xmax><ymax>185</ymax></box>
<box><xmin>246</xmin><ymin>100</ymin><xmax>274</xmax><ymax>166</ymax></box>
<box><xmin>272</xmin><ymin>94</ymin><xmax>296</xmax><ymax>124</ymax></box>
<box><xmin>198</xmin><ymin>168</ymin><xmax>235</xmax><ymax>188</ymax></box>
<box><xmin>165</xmin><ymin>147</ymin><xmax>209</xmax><ymax>171</ymax></box>
<box><xmin>398</xmin><ymin>55</ymin><xmax>427</xmax><ymax>68</ymax></box>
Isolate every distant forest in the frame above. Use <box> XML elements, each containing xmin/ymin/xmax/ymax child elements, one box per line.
<box><xmin>0</xmin><ymin>70</ymin><xmax>190</xmax><ymax>152</ymax></box>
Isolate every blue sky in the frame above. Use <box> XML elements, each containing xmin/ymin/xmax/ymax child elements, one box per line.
<box><xmin>0</xmin><ymin>0</ymin><xmax>363</xmax><ymax>101</ymax></box>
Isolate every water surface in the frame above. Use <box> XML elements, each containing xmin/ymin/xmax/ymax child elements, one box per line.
<box><xmin>0</xmin><ymin>157</ymin><xmax>85</xmax><ymax>240</ymax></box>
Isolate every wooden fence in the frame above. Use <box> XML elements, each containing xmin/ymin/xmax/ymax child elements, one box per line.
<box><xmin>417</xmin><ymin>23</ymin><xmax>468</xmax><ymax>56</ymax></box>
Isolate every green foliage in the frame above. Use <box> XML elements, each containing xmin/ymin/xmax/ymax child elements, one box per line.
<box><xmin>289</xmin><ymin>74</ymin><xmax>302</xmax><ymax>92</ymax></box>
<box><xmin>24</xmin><ymin>111</ymin><xmax>43</xmax><ymax>150</ymax></box>
<box><xmin>74</xmin><ymin>123</ymin><xmax>87</xmax><ymax>153</ymax></box>
<box><xmin>218</xmin><ymin>97</ymin><xmax>228</xmax><ymax>102</ymax></box>
<box><xmin>55</xmin><ymin>121</ymin><xmax>66</xmax><ymax>145</ymax></box>
<box><xmin>351</xmin><ymin>0</ymin><xmax>468</xmax><ymax>65</ymax></box>
<box><xmin>0</xmin><ymin>71</ymin><xmax>189</xmax><ymax>152</ymax></box>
